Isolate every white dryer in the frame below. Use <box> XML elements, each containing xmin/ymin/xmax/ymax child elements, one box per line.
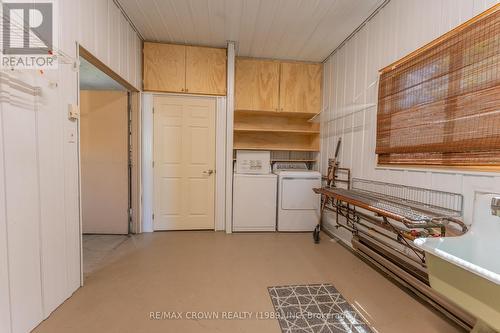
<box><xmin>274</xmin><ymin>163</ymin><xmax>321</xmax><ymax>231</ymax></box>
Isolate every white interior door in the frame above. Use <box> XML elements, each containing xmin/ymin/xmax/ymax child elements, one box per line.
<box><xmin>153</xmin><ymin>95</ymin><xmax>216</xmax><ymax>230</ymax></box>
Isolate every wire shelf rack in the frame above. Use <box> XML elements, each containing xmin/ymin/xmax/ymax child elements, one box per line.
<box><xmin>351</xmin><ymin>178</ymin><xmax>464</xmax><ymax>219</ymax></box>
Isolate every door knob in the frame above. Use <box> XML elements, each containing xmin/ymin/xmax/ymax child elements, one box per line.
<box><xmin>203</xmin><ymin>169</ymin><xmax>214</xmax><ymax>176</ymax></box>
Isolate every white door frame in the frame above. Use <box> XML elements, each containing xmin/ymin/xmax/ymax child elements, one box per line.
<box><xmin>77</xmin><ymin>44</ymin><xmax>142</xmax><ymax>285</ymax></box>
<box><xmin>141</xmin><ymin>93</ymin><xmax>227</xmax><ymax>232</ymax></box>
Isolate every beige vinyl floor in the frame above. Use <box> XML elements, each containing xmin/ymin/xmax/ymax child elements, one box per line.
<box><xmin>82</xmin><ymin>234</ymin><xmax>130</xmax><ymax>277</ymax></box>
<box><xmin>33</xmin><ymin>232</ymin><xmax>462</xmax><ymax>333</ymax></box>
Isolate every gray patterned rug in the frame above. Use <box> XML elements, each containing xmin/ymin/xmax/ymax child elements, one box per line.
<box><xmin>268</xmin><ymin>284</ymin><xmax>374</xmax><ymax>333</ymax></box>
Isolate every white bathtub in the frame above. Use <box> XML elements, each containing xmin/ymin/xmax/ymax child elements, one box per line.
<box><xmin>415</xmin><ymin>192</ymin><xmax>500</xmax><ymax>332</ymax></box>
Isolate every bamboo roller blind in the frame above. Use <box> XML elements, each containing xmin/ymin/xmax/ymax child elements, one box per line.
<box><xmin>376</xmin><ymin>6</ymin><xmax>500</xmax><ymax>166</ymax></box>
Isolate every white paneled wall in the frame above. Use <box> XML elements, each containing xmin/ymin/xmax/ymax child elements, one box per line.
<box><xmin>320</xmin><ymin>0</ymin><xmax>500</xmax><ymax>243</ymax></box>
<box><xmin>0</xmin><ymin>1</ymin><xmax>142</xmax><ymax>333</ymax></box>
<box><xmin>78</xmin><ymin>0</ymin><xmax>142</xmax><ymax>90</ymax></box>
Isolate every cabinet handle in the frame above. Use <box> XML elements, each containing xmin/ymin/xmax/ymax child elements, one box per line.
<box><xmin>185</xmin><ymin>88</ymin><xmax>189</xmax><ymax>92</ymax></box>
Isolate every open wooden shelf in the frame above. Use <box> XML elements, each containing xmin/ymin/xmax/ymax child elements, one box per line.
<box><xmin>234</xmin><ymin>111</ymin><xmax>319</xmax><ymax>131</ymax></box>
<box><xmin>233</xmin><ymin>158</ymin><xmax>317</xmax><ymax>162</ymax></box>
<box><xmin>234</xmin><ymin>131</ymin><xmax>319</xmax><ymax>152</ymax></box>
<box><xmin>233</xmin><ymin>109</ymin><xmax>320</xmax><ymax>152</ymax></box>
<box><xmin>233</xmin><ymin>146</ymin><xmax>320</xmax><ymax>152</ymax></box>
<box><xmin>234</xmin><ymin>128</ymin><xmax>319</xmax><ymax>135</ymax></box>
<box><xmin>272</xmin><ymin>159</ymin><xmax>317</xmax><ymax>162</ymax></box>
<box><xmin>235</xmin><ymin>109</ymin><xmax>316</xmax><ymax>119</ymax></box>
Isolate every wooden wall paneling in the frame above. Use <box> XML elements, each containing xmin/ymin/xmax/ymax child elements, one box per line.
<box><xmin>235</xmin><ymin>58</ymin><xmax>280</xmax><ymax>111</ymax></box>
<box><xmin>3</xmin><ymin>80</ymin><xmax>43</xmax><ymax>333</ymax></box>
<box><xmin>430</xmin><ymin>173</ymin><xmax>462</xmax><ymax>193</ymax></box>
<box><xmin>95</xmin><ymin>0</ymin><xmax>109</xmax><ymax>64</ymax></box>
<box><xmin>185</xmin><ymin>46</ymin><xmax>227</xmax><ymax>95</ymax></box>
<box><xmin>136</xmin><ymin>37</ymin><xmax>143</xmax><ymax>89</ymax></box>
<box><xmin>128</xmin><ymin>26</ymin><xmax>137</xmax><ymax>88</ymax></box>
<box><xmin>319</xmin><ymin>60</ymin><xmax>330</xmax><ymax>173</ymax></box>
<box><xmin>342</xmin><ymin>39</ymin><xmax>356</xmax><ymax>171</ymax></box>
<box><xmin>381</xmin><ymin>2</ymin><xmax>500</xmax><ymax>74</ymax></box>
<box><xmin>353</xmin><ymin>28</ymin><xmax>370</xmax><ymax>178</ymax></box>
<box><xmin>320</xmin><ymin>0</ymin><xmax>500</xmax><ymax>247</ymax></box>
<box><xmin>0</xmin><ymin>0</ymin><xmax>142</xmax><ymax>331</ymax></box>
<box><xmin>79</xmin><ymin>0</ymin><xmax>95</xmax><ymax>54</ymax></box>
<box><xmin>404</xmin><ymin>170</ymin><xmax>432</xmax><ymax>188</ymax></box>
<box><xmin>59</xmin><ymin>67</ymin><xmax>81</xmax><ymax>304</ymax></box>
<box><xmin>143</xmin><ymin>42</ymin><xmax>186</xmax><ymax>92</ymax></box>
<box><xmin>474</xmin><ymin>0</ymin><xmax>500</xmax><ymax>14</ymax></box>
<box><xmin>108</xmin><ymin>0</ymin><xmax>121</xmax><ymax>74</ymax></box>
<box><xmin>462</xmin><ymin>174</ymin><xmax>497</xmax><ymax>223</ymax></box>
<box><xmin>59</xmin><ymin>0</ymin><xmax>78</xmax><ymax>55</ymax></box>
<box><xmin>327</xmin><ymin>56</ymin><xmax>339</xmax><ymax>173</ymax></box>
<box><xmin>335</xmin><ymin>48</ymin><xmax>346</xmax><ymax>169</ymax></box>
<box><xmin>0</xmin><ymin>84</ymin><xmax>11</xmax><ymax>333</ymax></box>
<box><xmin>279</xmin><ymin>62</ymin><xmax>322</xmax><ymax>114</ymax></box>
<box><xmin>37</xmin><ymin>68</ymin><xmax>69</xmax><ymax>316</ymax></box>
<box><xmin>119</xmin><ymin>15</ymin><xmax>129</xmax><ymax>81</ymax></box>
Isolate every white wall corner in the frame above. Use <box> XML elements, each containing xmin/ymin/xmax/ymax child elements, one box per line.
<box><xmin>215</xmin><ymin>97</ymin><xmax>227</xmax><ymax>231</ymax></box>
<box><xmin>141</xmin><ymin>93</ymin><xmax>154</xmax><ymax>232</ymax></box>
<box><xmin>225</xmin><ymin>41</ymin><xmax>236</xmax><ymax>234</ymax></box>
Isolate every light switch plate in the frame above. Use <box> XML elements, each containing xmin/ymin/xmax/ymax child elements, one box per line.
<box><xmin>65</xmin><ymin>128</ymin><xmax>76</xmax><ymax>143</ymax></box>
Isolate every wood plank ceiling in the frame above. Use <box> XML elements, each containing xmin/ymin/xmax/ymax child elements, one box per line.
<box><xmin>118</xmin><ymin>0</ymin><xmax>385</xmax><ymax>62</ymax></box>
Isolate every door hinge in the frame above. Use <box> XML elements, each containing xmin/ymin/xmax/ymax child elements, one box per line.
<box><xmin>129</xmin><ymin>208</ymin><xmax>133</xmax><ymax>218</ymax></box>
<box><xmin>152</xmin><ymin>160</ymin><xmax>155</xmax><ymax>168</ymax></box>
<box><xmin>152</xmin><ymin>107</ymin><xmax>154</xmax><ymax>114</ymax></box>
<box><xmin>152</xmin><ymin>213</ymin><xmax>155</xmax><ymax>220</ymax></box>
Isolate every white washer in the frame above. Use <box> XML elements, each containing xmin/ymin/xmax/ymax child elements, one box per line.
<box><xmin>274</xmin><ymin>168</ymin><xmax>321</xmax><ymax>232</ymax></box>
<box><xmin>233</xmin><ymin>173</ymin><xmax>277</xmax><ymax>232</ymax></box>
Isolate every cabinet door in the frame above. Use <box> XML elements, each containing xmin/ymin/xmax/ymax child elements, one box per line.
<box><xmin>143</xmin><ymin>42</ymin><xmax>186</xmax><ymax>92</ymax></box>
<box><xmin>235</xmin><ymin>58</ymin><xmax>280</xmax><ymax>112</ymax></box>
<box><xmin>279</xmin><ymin>62</ymin><xmax>322</xmax><ymax>114</ymax></box>
<box><xmin>185</xmin><ymin>46</ymin><xmax>227</xmax><ymax>95</ymax></box>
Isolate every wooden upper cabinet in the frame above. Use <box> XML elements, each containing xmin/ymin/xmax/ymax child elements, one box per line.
<box><xmin>185</xmin><ymin>46</ymin><xmax>227</xmax><ymax>95</ymax></box>
<box><xmin>143</xmin><ymin>42</ymin><xmax>186</xmax><ymax>92</ymax></box>
<box><xmin>235</xmin><ymin>58</ymin><xmax>280</xmax><ymax>112</ymax></box>
<box><xmin>279</xmin><ymin>62</ymin><xmax>322</xmax><ymax>114</ymax></box>
<box><xmin>143</xmin><ymin>43</ymin><xmax>227</xmax><ymax>95</ymax></box>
